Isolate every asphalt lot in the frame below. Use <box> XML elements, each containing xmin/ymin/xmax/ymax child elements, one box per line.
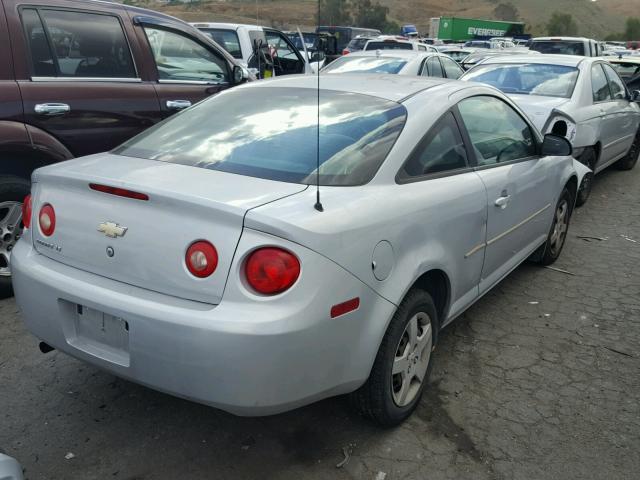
<box><xmin>1</xmin><ymin>164</ymin><xmax>639</xmax><ymax>480</ymax></box>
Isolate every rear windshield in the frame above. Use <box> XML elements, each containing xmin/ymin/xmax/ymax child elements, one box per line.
<box><xmin>530</xmin><ymin>41</ymin><xmax>585</xmax><ymax>56</ymax></box>
<box><xmin>199</xmin><ymin>28</ymin><xmax>242</xmax><ymax>59</ymax></box>
<box><xmin>463</xmin><ymin>63</ymin><xmax>579</xmax><ymax>98</ymax></box>
<box><xmin>322</xmin><ymin>56</ymin><xmax>408</xmax><ymax>74</ymax></box>
<box><xmin>610</xmin><ymin>62</ymin><xmax>640</xmax><ymax>79</ymax></box>
<box><xmin>114</xmin><ymin>87</ymin><xmax>407</xmax><ymax>186</ymax></box>
<box><xmin>365</xmin><ymin>41</ymin><xmax>413</xmax><ymax>51</ymax></box>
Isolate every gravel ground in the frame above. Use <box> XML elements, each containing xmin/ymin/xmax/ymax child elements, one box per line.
<box><xmin>1</xmin><ymin>164</ymin><xmax>639</xmax><ymax>480</ymax></box>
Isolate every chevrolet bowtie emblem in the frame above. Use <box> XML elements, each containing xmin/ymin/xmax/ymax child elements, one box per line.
<box><xmin>98</xmin><ymin>222</ymin><xmax>128</xmax><ymax>238</ymax></box>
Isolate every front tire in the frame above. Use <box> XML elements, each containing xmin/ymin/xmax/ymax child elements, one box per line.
<box><xmin>617</xmin><ymin>129</ymin><xmax>639</xmax><ymax>171</ymax></box>
<box><xmin>536</xmin><ymin>187</ymin><xmax>572</xmax><ymax>266</ymax></box>
<box><xmin>0</xmin><ymin>176</ymin><xmax>31</xmax><ymax>299</ymax></box>
<box><xmin>575</xmin><ymin>147</ymin><xmax>596</xmax><ymax>207</ymax></box>
<box><xmin>351</xmin><ymin>289</ymin><xmax>438</xmax><ymax>427</ymax></box>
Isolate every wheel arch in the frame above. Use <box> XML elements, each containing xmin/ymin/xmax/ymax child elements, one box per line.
<box><xmin>407</xmin><ymin>268</ymin><xmax>451</xmax><ymax>328</ymax></box>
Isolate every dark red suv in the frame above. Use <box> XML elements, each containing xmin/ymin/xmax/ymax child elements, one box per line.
<box><xmin>0</xmin><ymin>0</ymin><xmax>248</xmax><ymax>297</ymax></box>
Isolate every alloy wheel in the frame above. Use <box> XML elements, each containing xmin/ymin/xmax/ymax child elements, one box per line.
<box><xmin>549</xmin><ymin>199</ymin><xmax>569</xmax><ymax>257</ymax></box>
<box><xmin>391</xmin><ymin>312</ymin><xmax>432</xmax><ymax>407</ymax></box>
<box><xmin>0</xmin><ymin>201</ymin><xmax>23</xmax><ymax>277</ymax></box>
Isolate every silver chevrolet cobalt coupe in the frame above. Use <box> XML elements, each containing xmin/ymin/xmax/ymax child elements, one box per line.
<box><xmin>13</xmin><ymin>75</ymin><xmax>581</xmax><ymax>426</ymax></box>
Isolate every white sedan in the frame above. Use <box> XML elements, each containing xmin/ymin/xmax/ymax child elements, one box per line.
<box><xmin>322</xmin><ymin>50</ymin><xmax>464</xmax><ymax>79</ymax></box>
<box><xmin>462</xmin><ymin>54</ymin><xmax>640</xmax><ymax>205</ymax></box>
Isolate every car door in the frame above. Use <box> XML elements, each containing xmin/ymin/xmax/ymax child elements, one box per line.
<box><xmin>396</xmin><ymin>111</ymin><xmax>487</xmax><ymax>320</ymax></box>
<box><xmin>589</xmin><ymin>62</ymin><xmax>616</xmax><ymax>168</ymax></box>
<box><xmin>0</xmin><ymin>2</ymin><xmax>22</xmax><ymax>126</ymax></box>
<box><xmin>264</xmin><ymin>29</ymin><xmax>307</xmax><ymax>75</ymax></box>
<box><xmin>439</xmin><ymin>56</ymin><xmax>463</xmax><ymax>80</ymax></box>
<box><xmin>601</xmin><ymin>63</ymin><xmax>638</xmax><ymax>162</ymax></box>
<box><xmin>456</xmin><ymin>95</ymin><xmax>555</xmax><ymax>294</ymax></box>
<box><xmin>134</xmin><ymin>19</ymin><xmax>232</xmax><ymax>119</ymax></box>
<box><xmin>6</xmin><ymin>1</ymin><xmax>161</xmax><ymax>157</ymax></box>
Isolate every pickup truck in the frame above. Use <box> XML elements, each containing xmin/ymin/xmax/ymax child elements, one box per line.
<box><xmin>0</xmin><ymin>0</ymin><xmax>248</xmax><ymax>298</ymax></box>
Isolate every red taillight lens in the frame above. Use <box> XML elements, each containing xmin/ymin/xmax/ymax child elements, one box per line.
<box><xmin>245</xmin><ymin>247</ymin><xmax>300</xmax><ymax>295</ymax></box>
<box><xmin>185</xmin><ymin>241</ymin><xmax>218</xmax><ymax>278</ymax></box>
<box><xmin>38</xmin><ymin>204</ymin><xmax>56</xmax><ymax>237</ymax></box>
<box><xmin>342</xmin><ymin>49</ymin><xmax>350</xmax><ymax>55</ymax></box>
<box><xmin>22</xmin><ymin>194</ymin><xmax>32</xmax><ymax>229</ymax></box>
<box><xmin>90</xmin><ymin>183</ymin><xmax>149</xmax><ymax>201</ymax></box>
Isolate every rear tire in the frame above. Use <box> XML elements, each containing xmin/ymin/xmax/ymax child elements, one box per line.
<box><xmin>616</xmin><ymin>129</ymin><xmax>639</xmax><ymax>170</ymax></box>
<box><xmin>536</xmin><ymin>187</ymin><xmax>573</xmax><ymax>266</ymax></box>
<box><xmin>0</xmin><ymin>176</ymin><xmax>31</xmax><ymax>299</ymax></box>
<box><xmin>350</xmin><ymin>289</ymin><xmax>438</xmax><ymax>427</ymax></box>
<box><xmin>575</xmin><ymin>147</ymin><xmax>596</xmax><ymax>207</ymax></box>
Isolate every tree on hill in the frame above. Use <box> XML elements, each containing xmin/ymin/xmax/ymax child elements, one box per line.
<box><xmin>493</xmin><ymin>2</ymin><xmax>519</xmax><ymax>22</ymax></box>
<box><xmin>547</xmin><ymin>12</ymin><xmax>578</xmax><ymax>37</ymax></box>
<box><xmin>352</xmin><ymin>0</ymin><xmax>398</xmax><ymax>33</ymax></box>
<box><xmin>319</xmin><ymin>0</ymin><xmax>352</xmax><ymax>26</ymax></box>
<box><xmin>625</xmin><ymin>17</ymin><xmax>640</xmax><ymax>40</ymax></box>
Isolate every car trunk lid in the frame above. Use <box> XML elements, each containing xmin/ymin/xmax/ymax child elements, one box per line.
<box><xmin>31</xmin><ymin>153</ymin><xmax>307</xmax><ymax>304</ymax></box>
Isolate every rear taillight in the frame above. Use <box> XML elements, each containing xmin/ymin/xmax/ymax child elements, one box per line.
<box><xmin>245</xmin><ymin>247</ymin><xmax>300</xmax><ymax>295</ymax></box>
<box><xmin>185</xmin><ymin>241</ymin><xmax>218</xmax><ymax>278</ymax></box>
<box><xmin>22</xmin><ymin>194</ymin><xmax>32</xmax><ymax>229</ymax></box>
<box><xmin>39</xmin><ymin>204</ymin><xmax>56</xmax><ymax>237</ymax></box>
<box><xmin>342</xmin><ymin>49</ymin><xmax>350</xmax><ymax>55</ymax></box>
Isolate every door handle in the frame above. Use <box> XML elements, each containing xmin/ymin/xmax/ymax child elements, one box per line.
<box><xmin>494</xmin><ymin>195</ymin><xmax>511</xmax><ymax>209</ymax></box>
<box><xmin>34</xmin><ymin>103</ymin><xmax>70</xmax><ymax>116</ymax></box>
<box><xmin>166</xmin><ymin>100</ymin><xmax>192</xmax><ymax>110</ymax></box>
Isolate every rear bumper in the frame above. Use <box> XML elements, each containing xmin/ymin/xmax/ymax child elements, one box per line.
<box><xmin>12</xmin><ymin>230</ymin><xmax>396</xmax><ymax>415</ymax></box>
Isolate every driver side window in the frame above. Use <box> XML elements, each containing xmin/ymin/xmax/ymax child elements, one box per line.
<box><xmin>457</xmin><ymin>96</ymin><xmax>536</xmax><ymax>166</ymax></box>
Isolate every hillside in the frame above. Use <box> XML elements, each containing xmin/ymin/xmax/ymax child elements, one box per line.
<box><xmin>142</xmin><ymin>0</ymin><xmax>638</xmax><ymax>38</ymax></box>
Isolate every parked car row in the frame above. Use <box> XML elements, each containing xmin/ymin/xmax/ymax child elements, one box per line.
<box><xmin>3</xmin><ymin>0</ymin><xmax>640</xmax><ymax>434</ymax></box>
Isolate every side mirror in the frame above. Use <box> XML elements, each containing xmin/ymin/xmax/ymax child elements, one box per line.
<box><xmin>541</xmin><ymin>134</ymin><xmax>572</xmax><ymax>157</ymax></box>
<box><xmin>232</xmin><ymin>65</ymin><xmax>245</xmax><ymax>84</ymax></box>
<box><xmin>311</xmin><ymin>51</ymin><xmax>325</xmax><ymax>62</ymax></box>
<box><xmin>631</xmin><ymin>90</ymin><xmax>640</xmax><ymax>102</ymax></box>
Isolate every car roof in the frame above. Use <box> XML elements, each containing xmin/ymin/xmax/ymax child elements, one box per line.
<box><xmin>234</xmin><ymin>74</ymin><xmax>457</xmax><ymax>103</ymax></box>
<box><xmin>478</xmin><ymin>54</ymin><xmax>586</xmax><ymax>67</ymax></box>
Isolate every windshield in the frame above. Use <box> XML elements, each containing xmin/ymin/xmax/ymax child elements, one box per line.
<box><xmin>114</xmin><ymin>87</ymin><xmax>407</xmax><ymax>186</ymax></box>
<box><xmin>322</xmin><ymin>56</ymin><xmax>408</xmax><ymax>74</ymax></box>
<box><xmin>610</xmin><ymin>62</ymin><xmax>640</xmax><ymax>79</ymax></box>
<box><xmin>530</xmin><ymin>40</ymin><xmax>585</xmax><ymax>56</ymax></box>
<box><xmin>463</xmin><ymin>63</ymin><xmax>579</xmax><ymax>98</ymax></box>
<box><xmin>199</xmin><ymin>28</ymin><xmax>242</xmax><ymax>59</ymax></box>
<box><xmin>347</xmin><ymin>37</ymin><xmax>373</xmax><ymax>51</ymax></box>
<box><xmin>365</xmin><ymin>41</ymin><xmax>412</xmax><ymax>51</ymax></box>
<box><xmin>289</xmin><ymin>33</ymin><xmax>317</xmax><ymax>51</ymax></box>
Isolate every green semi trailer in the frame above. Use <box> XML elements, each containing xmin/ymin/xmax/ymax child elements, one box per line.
<box><xmin>429</xmin><ymin>17</ymin><xmax>525</xmax><ymax>41</ymax></box>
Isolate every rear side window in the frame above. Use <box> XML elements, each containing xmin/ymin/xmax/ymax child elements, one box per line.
<box><xmin>400</xmin><ymin>112</ymin><xmax>467</xmax><ymax>179</ymax></box>
<box><xmin>199</xmin><ymin>28</ymin><xmax>242</xmax><ymax>59</ymax></box>
<box><xmin>424</xmin><ymin>57</ymin><xmax>443</xmax><ymax>78</ymax></box>
<box><xmin>21</xmin><ymin>8</ymin><xmax>136</xmax><ymax>78</ymax></box>
<box><xmin>144</xmin><ymin>27</ymin><xmax>228</xmax><ymax>83</ymax></box>
<box><xmin>115</xmin><ymin>87</ymin><xmax>407</xmax><ymax>186</ymax></box>
<box><xmin>591</xmin><ymin>64</ymin><xmax>612</xmax><ymax>102</ymax></box>
<box><xmin>458</xmin><ymin>96</ymin><xmax>536</xmax><ymax>166</ymax></box>
<box><xmin>602</xmin><ymin>64</ymin><xmax>628</xmax><ymax>100</ymax></box>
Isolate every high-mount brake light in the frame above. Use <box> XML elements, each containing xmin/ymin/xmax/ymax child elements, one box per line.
<box><xmin>22</xmin><ymin>194</ymin><xmax>32</xmax><ymax>229</ymax></box>
<box><xmin>245</xmin><ymin>247</ymin><xmax>300</xmax><ymax>295</ymax></box>
<box><xmin>185</xmin><ymin>241</ymin><xmax>218</xmax><ymax>278</ymax></box>
<box><xmin>90</xmin><ymin>183</ymin><xmax>149</xmax><ymax>201</ymax></box>
<box><xmin>39</xmin><ymin>204</ymin><xmax>56</xmax><ymax>237</ymax></box>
